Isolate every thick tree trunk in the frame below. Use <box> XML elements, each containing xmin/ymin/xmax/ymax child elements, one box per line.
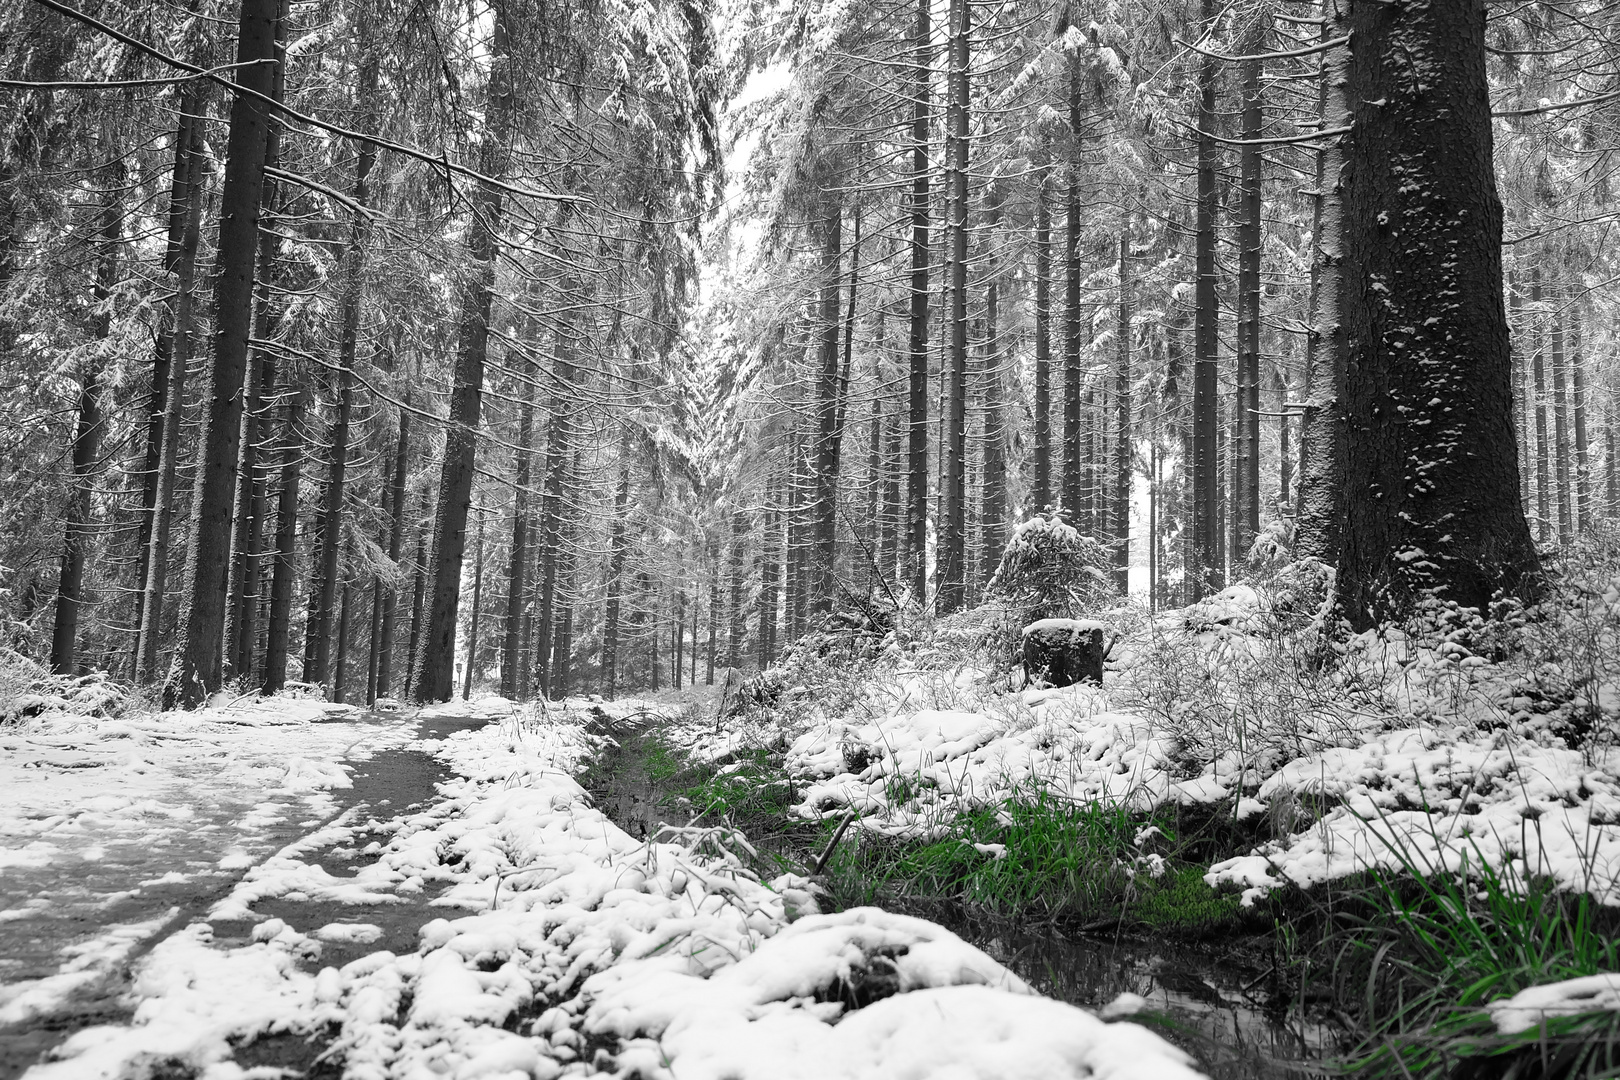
<box><xmin>1189</xmin><ymin>0</ymin><xmax>1221</xmax><ymax>598</ymax></box>
<box><xmin>1336</xmin><ymin>0</ymin><xmax>1540</xmax><ymax>625</ymax></box>
<box><xmin>164</xmin><ymin>0</ymin><xmax>280</xmax><ymax>708</ymax></box>
<box><xmin>410</xmin><ymin>3</ymin><xmax>511</xmax><ymax>702</ymax></box>
<box><xmin>333</xmin><ymin>577</ymin><xmax>353</xmax><ymax>704</ymax></box>
<box><xmin>1296</xmin><ymin>0</ymin><xmax>1350</xmax><ymax>565</ymax></box>
<box><xmin>261</xmin><ymin>382</ymin><xmax>308</xmax><ymax>695</ymax></box>
<box><xmin>50</xmin><ymin>182</ymin><xmax>120</xmax><ymax>675</ymax></box>
<box><xmin>673</xmin><ymin>588</ymin><xmax>686</xmax><ymax>690</ymax></box>
<box><xmin>224</xmin><ymin>0</ymin><xmax>289</xmax><ymax>685</ymax></box>
<box><xmin>905</xmin><ymin>0</ymin><xmax>932</xmax><ymax>604</ymax></box>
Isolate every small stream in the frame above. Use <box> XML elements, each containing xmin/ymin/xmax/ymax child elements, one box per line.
<box><xmin>582</xmin><ymin>716</ymin><xmax>1336</xmax><ymax>1080</ymax></box>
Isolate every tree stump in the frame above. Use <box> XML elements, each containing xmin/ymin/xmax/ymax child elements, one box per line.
<box><xmin>1020</xmin><ymin>618</ymin><xmax>1106</xmax><ymax>688</ymax></box>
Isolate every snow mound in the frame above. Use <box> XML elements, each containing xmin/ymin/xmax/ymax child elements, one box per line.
<box><xmin>1488</xmin><ymin>973</ymin><xmax>1620</xmax><ymax>1034</ymax></box>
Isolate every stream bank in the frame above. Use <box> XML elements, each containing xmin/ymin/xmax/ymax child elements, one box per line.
<box><xmin>577</xmin><ymin>710</ymin><xmax>1329</xmax><ymax>1080</ymax></box>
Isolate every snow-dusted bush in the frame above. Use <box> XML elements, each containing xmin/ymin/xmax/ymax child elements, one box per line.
<box><xmin>985</xmin><ymin>512</ymin><xmax>1114</xmax><ymax>622</ymax></box>
<box><xmin>0</xmin><ymin>648</ymin><xmax>125</xmax><ymax>724</ymax></box>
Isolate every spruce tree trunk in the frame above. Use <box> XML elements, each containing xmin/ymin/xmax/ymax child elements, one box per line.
<box><xmin>132</xmin><ymin>81</ymin><xmax>206</xmax><ymax>668</ymax></box>
<box><xmin>1190</xmin><ymin>0</ymin><xmax>1221</xmax><ymax>598</ymax></box>
<box><xmin>1235</xmin><ymin>38</ymin><xmax>1263</xmax><ymax>557</ymax></box>
<box><xmin>224</xmin><ymin>0</ymin><xmax>289</xmax><ymax>685</ymax></box>
<box><xmin>905</xmin><ymin>0</ymin><xmax>932</xmax><ymax>604</ymax></box>
<box><xmin>375</xmin><ymin>405</ymin><xmax>409</xmax><ymax>698</ymax></box>
<box><xmin>1062</xmin><ymin>70</ymin><xmax>1084</xmax><ymax>522</ymax></box>
<box><xmin>261</xmin><ymin>381</ymin><xmax>308</xmax><ymax>695</ymax></box>
<box><xmin>1571</xmin><ymin>316</ymin><xmax>1590</xmax><ymax>531</ymax></box>
<box><xmin>601</xmin><ymin>461</ymin><xmax>631</xmax><ymax>697</ymax></box>
<box><xmin>978</xmin><ymin>192</ymin><xmax>1006</xmax><ymax>591</ymax></box>
<box><xmin>673</xmin><ymin>588</ymin><xmax>686</xmax><ymax>690</ymax></box>
<box><xmin>136</xmin><ymin>88</ymin><xmax>207</xmax><ymax>684</ymax></box>
<box><xmin>334</xmin><ymin>576</ymin><xmax>353</xmax><ymax>704</ymax></box>
<box><xmin>1032</xmin><ymin>145</ymin><xmax>1053</xmax><ymax>515</ymax></box>
<box><xmin>727</xmin><ymin>508</ymin><xmax>747</xmax><ymax>669</ymax></box>
<box><xmin>759</xmin><ymin>472</ymin><xmax>781</xmax><ymax>665</ymax></box>
<box><xmin>402</xmin><ymin>490</ymin><xmax>429</xmax><ymax>700</ymax></box>
<box><xmin>50</xmin><ymin>182</ymin><xmax>120</xmax><ymax>675</ymax></box>
<box><xmin>811</xmin><ymin>203</ymin><xmax>843</xmax><ymax>614</ymax></box>
<box><xmin>1550</xmin><ymin>284</ymin><xmax>1572</xmax><ymax>543</ymax></box>
<box><xmin>1296</xmin><ymin>0</ymin><xmax>1350</xmax><ymax>564</ymax></box>
<box><xmin>1336</xmin><ymin>0</ymin><xmax>1540</xmax><ymax>625</ymax></box>
<box><xmin>411</xmin><ymin>2</ymin><xmax>512</xmax><ymax>702</ymax></box>
<box><xmin>1113</xmin><ymin>228</ymin><xmax>1132</xmax><ymax>595</ymax></box>
<box><xmin>164</xmin><ymin>0</ymin><xmax>280</xmax><ymax>708</ymax></box>
<box><xmin>501</xmin><ymin>359</ymin><xmax>535</xmax><ymax>699</ymax></box>
<box><xmin>937</xmin><ymin>0</ymin><xmax>970</xmax><ymax>613</ymax></box>
<box><xmin>1530</xmin><ymin>265</ymin><xmax>1550</xmax><ymax>542</ymax></box>
<box><xmin>462</xmin><ymin>514</ymin><xmax>484</xmax><ymax>700</ymax></box>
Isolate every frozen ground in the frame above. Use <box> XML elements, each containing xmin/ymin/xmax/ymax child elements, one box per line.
<box><xmin>2</xmin><ymin>693</ymin><xmax>1205</xmax><ymax>1079</ymax></box>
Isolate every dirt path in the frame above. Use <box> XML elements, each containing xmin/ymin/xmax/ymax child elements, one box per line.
<box><xmin>0</xmin><ymin>707</ymin><xmax>493</xmax><ymax>1079</ymax></box>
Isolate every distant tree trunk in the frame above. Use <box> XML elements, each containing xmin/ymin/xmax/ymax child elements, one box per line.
<box><xmin>548</xmin><ymin>451</ymin><xmax>579</xmax><ymax>696</ymax></box>
<box><xmin>1235</xmin><ymin>36</ymin><xmax>1263</xmax><ymax>558</ymax></box>
<box><xmin>811</xmin><ymin>202</ymin><xmax>843</xmax><ymax>614</ymax></box>
<box><xmin>1032</xmin><ymin>145</ymin><xmax>1053</xmax><ymax>514</ymax></box>
<box><xmin>1549</xmin><ymin>283</ymin><xmax>1572</xmax><ymax>544</ymax></box>
<box><xmin>673</xmin><ymin>588</ymin><xmax>686</xmax><ymax>690</ymax></box>
<box><xmin>880</xmin><ymin>402</ymin><xmax>902</xmax><ymax>581</ymax></box>
<box><xmin>401</xmin><ymin>489</ymin><xmax>429</xmax><ymax>700</ymax></box>
<box><xmin>374</xmin><ymin>405</ymin><xmax>409</xmax><ymax>699</ymax></box>
<box><xmin>1296</xmin><ymin>2</ymin><xmax>1350</xmax><ymax>565</ymax></box>
<box><xmin>1113</xmin><ymin>227</ymin><xmax>1132</xmax><ymax>595</ymax></box>
<box><xmin>759</xmin><ymin>472</ymin><xmax>781</xmax><ymax>665</ymax></box>
<box><xmin>601</xmin><ymin>461</ymin><xmax>631</xmax><ymax>698</ymax></box>
<box><xmin>136</xmin><ymin>87</ymin><xmax>207</xmax><ymax>685</ymax></box>
<box><xmin>333</xmin><ymin>576</ymin><xmax>353</xmax><ymax>704</ymax></box>
<box><xmin>906</xmin><ymin>0</ymin><xmax>931</xmax><ymax>603</ymax></box>
<box><xmin>937</xmin><ymin>0</ymin><xmax>971</xmax><ymax>615</ymax></box>
<box><xmin>1189</xmin><ymin>0</ymin><xmax>1221</xmax><ymax>599</ymax></box>
<box><xmin>224</xmin><ymin>0</ymin><xmax>290</xmax><ymax>686</ymax></box>
<box><xmin>1062</xmin><ymin>70</ymin><xmax>1084</xmax><ymax>522</ymax></box>
<box><xmin>164</xmin><ymin>0</ymin><xmax>280</xmax><ymax>708</ymax></box>
<box><xmin>50</xmin><ymin>181</ymin><xmax>120</xmax><ymax>675</ymax></box>
<box><xmin>411</xmin><ymin>1</ymin><xmax>511</xmax><ymax>703</ymax></box>
<box><xmin>462</xmin><ymin>513</ymin><xmax>484</xmax><ymax>700</ymax></box>
<box><xmin>978</xmin><ymin>195</ymin><xmax>1006</xmax><ymax>591</ymax></box>
<box><xmin>1336</xmin><ymin>0</ymin><xmax>1540</xmax><ymax>625</ymax></box>
<box><xmin>501</xmin><ymin>360</ymin><xmax>535</xmax><ymax>699</ymax></box>
<box><xmin>690</xmin><ymin>590</ymin><xmax>700</xmax><ymax>686</ymax></box>
<box><xmin>261</xmin><ymin>381</ymin><xmax>308</xmax><ymax>695</ymax></box>
<box><xmin>1275</xmin><ymin>364</ymin><xmax>1292</xmax><ymax>512</ymax></box>
<box><xmin>1571</xmin><ymin>316</ymin><xmax>1590</xmax><ymax>531</ymax></box>
<box><xmin>1530</xmin><ymin>265</ymin><xmax>1550</xmax><ymax>542</ymax></box>
<box><xmin>727</xmin><ymin>508</ymin><xmax>748</xmax><ymax>669</ymax></box>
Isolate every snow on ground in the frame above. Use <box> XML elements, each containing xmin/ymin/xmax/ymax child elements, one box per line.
<box><xmin>1</xmin><ymin>693</ymin><xmax>416</xmax><ymax>1029</ymax></box>
<box><xmin>15</xmin><ymin>694</ymin><xmax>1205</xmax><ymax>1079</ymax></box>
<box><xmin>769</xmin><ymin>581</ymin><xmax>1620</xmax><ymax>907</ymax></box>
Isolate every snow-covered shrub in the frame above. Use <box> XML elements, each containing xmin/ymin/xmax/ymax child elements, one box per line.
<box><xmin>0</xmin><ymin>648</ymin><xmax>125</xmax><ymax>724</ymax></box>
<box><xmin>984</xmin><ymin>512</ymin><xmax>1114</xmax><ymax>622</ymax></box>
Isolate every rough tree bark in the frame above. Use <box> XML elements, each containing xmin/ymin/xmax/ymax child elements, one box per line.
<box><xmin>937</xmin><ymin>0</ymin><xmax>970</xmax><ymax>615</ymax></box>
<box><xmin>905</xmin><ymin>0</ymin><xmax>931</xmax><ymax>603</ymax></box>
<box><xmin>1189</xmin><ymin>0</ymin><xmax>1221</xmax><ymax>598</ymax></box>
<box><xmin>1335</xmin><ymin>0</ymin><xmax>1541</xmax><ymax>626</ymax></box>
<box><xmin>164</xmin><ymin>0</ymin><xmax>280</xmax><ymax>708</ymax></box>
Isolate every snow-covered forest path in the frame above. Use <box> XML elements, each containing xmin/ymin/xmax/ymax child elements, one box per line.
<box><xmin>0</xmin><ymin>697</ymin><xmax>473</xmax><ymax>1075</ymax></box>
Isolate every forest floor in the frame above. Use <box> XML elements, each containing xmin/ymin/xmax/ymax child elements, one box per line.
<box><xmin>0</xmin><ymin>689</ymin><xmax>1203</xmax><ymax>1080</ymax></box>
